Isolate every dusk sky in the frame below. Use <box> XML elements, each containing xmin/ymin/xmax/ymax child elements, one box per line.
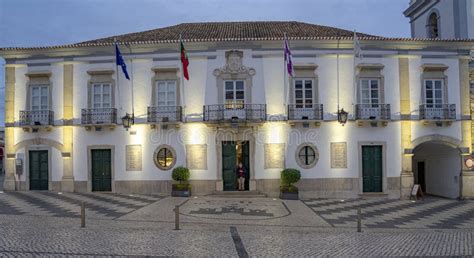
<box><xmin>0</xmin><ymin>0</ymin><xmax>412</xmax><ymax>125</ymax></box>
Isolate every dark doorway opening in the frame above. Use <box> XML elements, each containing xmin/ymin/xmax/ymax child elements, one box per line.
<box><xmin>222</xmin><ymin>141</ymin><xmax>250</xmax><ymax>191</ymax></box>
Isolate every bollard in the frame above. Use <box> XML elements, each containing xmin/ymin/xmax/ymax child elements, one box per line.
<box><xmin>174</xmin><ymin>205</ymin><xmax>180</xmax><ymax>230</ymax></box>
<box><xmin>81</xmin><ymin>202</ymin><xmax>86</xmax><ymax>228</ymax></box>
<box><xmin>357</xmin><ymin>207</ymin><xmax>362</xmax><ymax>232</ymax></box>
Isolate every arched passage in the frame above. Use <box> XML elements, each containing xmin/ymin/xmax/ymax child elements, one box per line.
<box><xmin>412</xmin><ymin>142</ymin><xmax>461</xmax><ymax>199</ymax></box>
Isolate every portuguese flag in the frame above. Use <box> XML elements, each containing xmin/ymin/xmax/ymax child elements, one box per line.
<box><xmin>180</xmin><ymin>39</ymin><xmax>189</xmax><ymax>80</ymax></box>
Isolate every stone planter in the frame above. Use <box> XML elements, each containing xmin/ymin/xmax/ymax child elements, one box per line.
<box><xmin>171</xmin><ymin>184</ymin><xmax>191</xmax><ymax>197</ymax></box>
<box><xmin>280</xmin><ymin>191</ymin><xmax>299</xmax><ymax>200</ymax></box>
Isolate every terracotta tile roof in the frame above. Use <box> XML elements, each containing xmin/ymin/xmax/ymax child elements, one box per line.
<box><xmin>1</xmin><ymin>21</ymin><xmax>473</xmax><ymax>51</ymax></box>
<box><xmin>79</xmin><ymin>21</ymin><xmax>376</xmax><ymax>44</ymax></box>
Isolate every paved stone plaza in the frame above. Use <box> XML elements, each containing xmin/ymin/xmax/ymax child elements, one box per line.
<box><xmin>0</xmin><ymin>191</ymin><xmax>472</xmax><ymax>256</ymax></box>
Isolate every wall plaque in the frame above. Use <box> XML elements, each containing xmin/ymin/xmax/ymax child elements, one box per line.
<box><xmin>126</xmin><ymin>145</ymin><xmax>142</xmax><ymax>171</ymax></box>
<box><xmin>331</xmin><ymin>142</ymin><xmax>347</xmax><ymax>168</ymax></box>
<box><xmin>186</xmin><ymin>144</ymin><xmax>208</xmax><ymax>170</ymax></box>
<box><xmin>264</xmin><ymin>143</ymin><xmax>285</xmax><ymax>169</ymax></box>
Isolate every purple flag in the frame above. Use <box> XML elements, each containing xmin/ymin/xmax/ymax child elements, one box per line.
<box><xmin>284</xmin><ymin>36</ymin><xmax>294</xmax><ymax>77</ymax></box>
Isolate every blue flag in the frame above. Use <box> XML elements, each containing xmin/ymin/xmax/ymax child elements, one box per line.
<box><xmin>115</xmin><ymin>43</ymin><xmax>130</xmax><ymax>80</ymax></box>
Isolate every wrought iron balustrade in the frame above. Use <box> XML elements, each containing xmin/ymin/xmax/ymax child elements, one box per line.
<box><xmin>287</xmin><ymin>104</ymin><xmax>324</xmax><ymax>121</ymax></box>
<box><xmin>81</xmin><ymin>108</ymin><xmax>117</xmax><ymax>125</ymax></box>
<box><xmin>203</xmin><ymin>104</ymin><xmax>266</xmax><ymax>122</ymax></box>
<box><xmin>419</xmin><ymin>104</ymin><xmax>456</xmax><ymax>120</ymax></box>
<box><xmin>147</xmin><ymin>106</ymin><xmax>182</xmax><ymax>123</ymax></box>
<box><xmin>354</xmin><ymin>104</ymin><xmax>391</xmax><ymax>120</ymax></box>
<box><xmin>19</xmin><ymin>110</ymin><xmax>54</xmax><ymax>126</ymax></box>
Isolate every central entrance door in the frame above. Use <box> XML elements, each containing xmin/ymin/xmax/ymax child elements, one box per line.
<box><xmin>29</xmin><ymin>150</ymin><xmax>48</xmax><ymax>190</ymax></box>
<box><xmin>362</xmin><ymin>146</ymin><xmax>383</xmax><ymax>193</ymax></box>
<box><xmin>91</xmin><ymin>149</ymin><xmax>112</xmax><ymax>192</ymax></box>
<box><xmin>222</xmin><ymin>141</ymin><xmax>250</xmax><ymax>191</ymax></box>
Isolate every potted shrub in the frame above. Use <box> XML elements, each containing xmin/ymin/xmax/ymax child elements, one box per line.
<box><xmin>280</xmin><ymin>168</ymin><xmax>301</xmax><ymax>200</ymax></box>
<box><xmin>171</xmin><ymin>166</ymin><xmax>191</xmax><ymax>197</ymax></box>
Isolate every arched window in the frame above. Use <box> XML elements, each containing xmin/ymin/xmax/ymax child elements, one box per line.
<box><xmin>427</xmin><ymin>12</ymin><xmax>439</xmax><ymax>38</ymax></box>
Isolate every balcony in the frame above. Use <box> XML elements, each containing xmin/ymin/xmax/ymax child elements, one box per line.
<box><xmin>355</xmin><ymin>104</ymin><xmax>391</xmax><ymax>121</ymax></box>
<box><xmin>81</xmin><ymin>108</ymin><xmax>117</xmax><ymax>125</ymax></box>
<box><xmin>419</xmin><ymin>104</ymin><xmax>456</xmax><ymax>121</ymax></box>
<box><xmin>147</xmin><ymin>106</ymin><xmax>182</xmax><ymax>123</ymax></box>
<box><xmin>203</xmin><ymin>104</ymin><xmax>266</xmax><ymax>122</ymax></box>
<box><xmin>287</xmin><ymin>104</ymin><xmax>324</xmax><ymax>121</ymax></box>
<box><xmin>19</xmin><ymin>110</ymin><xmax>54</xmax><ymax>128</ymax></box>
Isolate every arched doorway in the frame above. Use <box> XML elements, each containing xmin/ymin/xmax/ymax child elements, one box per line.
<box><xmin>412</xmin><ymin>142</ymin><xmax>461</xmax><ymax>199</ymax></box>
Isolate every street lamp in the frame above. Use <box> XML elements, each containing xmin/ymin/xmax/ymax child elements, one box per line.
<box><xmin>122</xmin><ymin>113</ymin><xmax>134</xmax><ymax>130</ymax></box>
<box><xmin>337</xmin><ymin>108</ymin><xmax>348</xmax><ymax>126</ymax></box>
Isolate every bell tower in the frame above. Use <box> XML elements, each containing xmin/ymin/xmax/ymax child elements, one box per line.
<box><xmin>404</xmin><ymin>0</ymin><xmax>474</xmax><ymax>39</ymax></box>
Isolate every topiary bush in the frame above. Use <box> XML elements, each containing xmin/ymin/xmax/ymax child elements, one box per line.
<box><xmin>172</xmin><ymin>166</ymin><xmax>190</xmax><ymax>184</ymax></box>
<box><xmin>280</xmin><ymin>168</ymin><xmax>301</xmax><ymax>192</ymax></box>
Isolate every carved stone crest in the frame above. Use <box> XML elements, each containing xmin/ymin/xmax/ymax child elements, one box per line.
<box><xmin>213</xmin><ymin>50</ymin><xmax>256</xmax><ymax>76</ymax></box>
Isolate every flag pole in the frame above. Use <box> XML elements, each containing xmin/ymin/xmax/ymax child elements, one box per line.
<box><xmin>114</xmin><ymin>38</ymin><xmax>123</xmax><ymax>117</ymax></box>
<box><xmin>284</xmin><ymin>32</ymin><xmax>289</xmax><ymax>117</ymax></box>
<box><xmin>336</xmin><ymin>39</ymin><xmax>340</xmax><ymax>116</ymax></box>
<box><xmin>126</xmin><ymin>43</ymin><xmax>135</xmax><ymax>124</ymax></box>
<box><xmin>353</xmin><ymin>30</ymin><xmax>357</xmax><ymax>115</ymax></box>
<box><xmin>179</xmin><ymin>34</ymin><xmax>186</xmax><ymax>121</ymax></box>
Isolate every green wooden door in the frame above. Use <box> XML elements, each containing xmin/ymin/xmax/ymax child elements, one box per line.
<box><xmin>91</xmin><ymin>149</ymin><xmax>112</xmax><ymax>192</ymax></box>
<box><xmin>222</xmin><ymin>141</ymin><xmax>237</xmax><ymax>191</ymax></box>
<box><xmin>362</xmin><ymin>146</ymin><xmax>383</xmax><ymax>192</ymax></box>
<box><xmin>242</xmin><ymin>141</ymin><xmax>250</xmax><ymax>191</ymax></box>
<box><xmin>29</xmin><ymin>150</ymin><xmax>48</xmax><ymax>190</ymax></box>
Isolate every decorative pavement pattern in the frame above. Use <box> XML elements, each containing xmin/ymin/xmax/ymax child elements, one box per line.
<box><xmin>303</xmin><ymin>197</ymin><xmax>474</xmax><ymax>229</ymax></box>
<box><xmin>0</xmin><ymin>191</ymin><xmax>161</xmax><ymax>219</ymax></box>
<box><xmin>181</xmin><ymin>198</ymin><xmax>290</xmax><ymax>220</ymax></box>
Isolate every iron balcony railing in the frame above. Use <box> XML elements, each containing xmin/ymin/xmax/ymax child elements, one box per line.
<box><xmin>81</xmin><ymin>108</ymin><xmax>117</xmax><ymax>125</ymax></box>
<box><xmin>147</xmin><ymin>106</ymin><xmax>182</xmax><ymax>123</ymax></box>
<box><xmin>354</xmin><ymin>104</ymin><xmax>391</xmax><ymax>120</ymax></box>
<box><xmin>19</xmin><ymin>110</ymin><xmax>54</xmax><ymax>126</ymax></box>
<box><xmin>287</xmin><ymin>104</ymin><xmax>324</xmax><ymax>121</ymax></box>
<box><xmin>203</xmin><ymin>103</ymin><xmax>266</xmax><ymax>122</ymax></box>
<box><xmin>419</xmin><ymin>103</ymin><xmax>456</xmax><ymax>120</ymax></box>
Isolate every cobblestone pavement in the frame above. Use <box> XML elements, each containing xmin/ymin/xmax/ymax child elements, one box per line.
<box><xmin>0</xmin><ymin>215</ymin><xmax>472</xmax><ymax>256</ymax></box>
<box><xmin>0</xmin><ymin>191</ymin><xmax>161</xmax><ymax>219</ymax></box>
<box><xmin>303</xmin><ymin>197</ymin><xmax>474</xmax><ymax>229</ymax></box>
<box><xmin>0</xmin><ymin>193</ymin><xmax>473</xmax><ymax>256</ymax></box>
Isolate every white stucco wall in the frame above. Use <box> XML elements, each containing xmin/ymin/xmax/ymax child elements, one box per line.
<box><xmin>4</xmin><ymin>41</ymin><xmax>467</xmax><ymax>197</ymax></box>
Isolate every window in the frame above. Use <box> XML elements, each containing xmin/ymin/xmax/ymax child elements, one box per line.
<box><xmin>360</xmin><ymin>79</ymin><xmax>380</xmax><ymax>107</ymax></box>
<box><xmin>156</xmin><ymin>81</ymin><xmax>176</xmax><ymax>106</ymax></box>
<box><xmin>92</xmin><ymin>83</ymin><xmax>111</xmax><ymax>108</ymax></box>
<box><xmin>153</xmin><ymin>145</ymin><xmax>176</xmax><ymax>170</ymax></box>
<box><xmin>295</xmin><ymin>143</ymin><xmax>319</xmax><ymax>169</ymax></box>
<box><xmin>294</xmin><ymin>79</ymin><xmax>313</xmax><ymax>108</ymax></box>
<box><xmin>30</xmin><ymin>85</ymin><xmax>49</xmax><ymax>110</ymax></box>
<box><xmin>224</xmin><ymin>80</ymin><xmax>244</xmax><ymax>108</ymax></box>
<box><xmin>427</xmin><ymin>12</ymin><xmax>439</xmax><ymax>38</ymax></box>
<box><xmin>424</xmin><ymin>79</ymin><xmax>443</xmax><ymax>108</ymax></box>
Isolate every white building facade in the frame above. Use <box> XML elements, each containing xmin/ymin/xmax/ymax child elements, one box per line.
<box><xmin>1</xmin><ymin>21</ymin><xmax>474</xmax><ymax>199</ymax></box>
<box><xmin>405</xmin><ymin>0</ymin><xmax>474</xmax><ymax>39</ymax></box>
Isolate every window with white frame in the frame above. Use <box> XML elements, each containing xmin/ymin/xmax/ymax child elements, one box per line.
<box><xmin>424</xmin><ymin>79</ymin><xmax>444</xmax><ymax>108</ymax></box>
<box><xmin>224</xmin><ymin>80</ymin><xmax>244</xmax><ymax>108</ymax></box>
<box><xmin>360</xmin><ymin>79</ymin><xmax>380</xmax><ymax>107</ymax></box>
<box><xmin>92</xmin><ymin>83</ymin><xmax>111</xmax><ymax>108</ymax></box>
<box><xmin>30</xmin><ymin>85</ymin><xmax>49</xmax><ymax>110</ymax></box>
<box><xmin>294</xmin><ymin>79</ymin><xmax>313</xmax><ymax>108</ymax></box>
<box><xmin>156</xmin><ymin>81</ymin><xmax>177</xmax><ymax>106</ymax></box>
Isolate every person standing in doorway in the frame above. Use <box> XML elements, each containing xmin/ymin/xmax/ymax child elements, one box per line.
<box><xmin>236</xmin><ymin>162</ymin><xmax>247</xmax><ymax>191</ymax></box>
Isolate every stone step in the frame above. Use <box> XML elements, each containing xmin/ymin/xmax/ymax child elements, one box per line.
<box><xmin>209</xmin><ymin>190</ymin><xmax>267</xmax><ymax>198</ymax></box>
<box><xmin>358</xmin><ymin>192</ymin><xmax>389</xmax><ymax>199</ymax></box>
